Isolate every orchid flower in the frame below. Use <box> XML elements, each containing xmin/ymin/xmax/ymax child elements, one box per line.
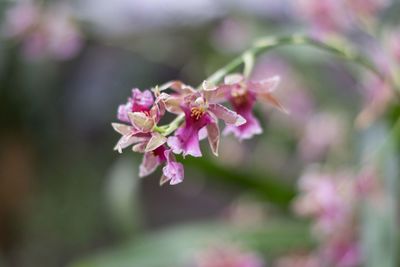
<box><xmin>165</xmin><ymin>83</ymin><xmax>246</xmax><ymax>157</ymax></box>
<box><xmin>218</xmin><ymin>73</ymin><xmax>287</xmax><ymax>140</ymax></box>
<box><xmin>113</xmin><ymin>88</ymin><xmax>165</xmax><ymax>153</ymax></box>
<box><xmin>117</xmin><ymin>88</ymin><xmax>154</xmax><ymax>123</ymax></box>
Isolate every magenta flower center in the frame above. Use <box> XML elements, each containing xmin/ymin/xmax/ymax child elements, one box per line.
<box><xmin>231</xmin><ymin>86</ymin><xmax>249</xmax><ymax>108</ymax></box>
<box><xmin>152</xmin><ymin>145</ymin><xmax>167</xmax><ymax>161</ymax></box>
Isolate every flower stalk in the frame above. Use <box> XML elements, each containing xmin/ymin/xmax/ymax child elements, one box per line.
<box><xmin>111</xmin><ymin>34</ymin><xmax>391</xmax><ymax>185</ymax></box>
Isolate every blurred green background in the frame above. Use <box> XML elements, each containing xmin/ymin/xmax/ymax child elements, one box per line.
<box><xmin>1</xmin><ymin>0</ymin><xmax>399</xmax><ymax>266</ymax></box>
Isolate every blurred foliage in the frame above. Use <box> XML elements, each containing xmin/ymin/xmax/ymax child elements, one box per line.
<box><xmin>70</xmin><ymin>219</ymin><xmax>311</xmax><ymax>267</ymax></box>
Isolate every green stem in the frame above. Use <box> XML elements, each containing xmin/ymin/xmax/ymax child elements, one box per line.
<box><xmin>206</xmin><ymin>34</ymin><xmax>385</xmax><ymax>85</ymax></box>
<box><xmin>162</xmin><ymin>114</ymin><xmax>185</xmax><ymax>136</ymax></box>
<box><xmin>162</xmin><ymin>34</ymin><xmax>386</xmax><ymax>136</ymax></box>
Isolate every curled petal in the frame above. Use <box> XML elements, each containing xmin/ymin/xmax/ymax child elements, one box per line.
<box><xmin>206</xmin><ymin>121</ymin><xmax>220</xmax><ymax>156</ymax></box>
<box><xmin>258</xmin><ymin>93</ymin><xmax>289</xmax><ymax>114</ymax></box>
<box><xmin>224</xmin><ymin>73</ymin><xmax>244</xmax><ymax>85</ymax></box>
<box><xmin>202</xmin><ymin>80</ymin><xmax>218</xmax><ymax>91</ymax></box>
<box><xmin>249</xmin><ymin>76</ymin><xmax>280</xmax><ymax>94</ymax></box>
<box><xmin>111</xmin><ymin>123</ymin><xmax>134</xmax><ymax>135</ymax></box>
<box><xmin>208</xmin><ymin>104</ymin><xmax>246</xmax><ymax>126</ymax></box>
<box><xmin>158</xmin><ymin>93</ymin><xmax>183</xmax><ymax>114</ymax></box>
<box><xmin>113</xmin><ymin>134</ymin><xmax>146</xmax><ymax>153</ymax></box>
<box><xmin>145</xmin><ymin>132</ymin><xmax>167</xmax><ymax>152</ymax></box>
<box><xmin>139</xmin><ymin>152</ymin><xmax>160</xmax><ymax>177</ymax></box>
<box><xmin>132</xmin><ymin>141</ymin><xmax>147</xmax><ymax>153</ymax></box>
<box><xmin>159</xmin><ymin>80</ymin><xmax>196</xmax><ymax>94</ymax></box>
<box><xmin>128</xmin><ymin>112</ymin><xmax>155</xmax><ymax>132</ymax></box>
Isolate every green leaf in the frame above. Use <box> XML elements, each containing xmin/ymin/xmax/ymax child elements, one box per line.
<box><xmin>69</xmin><ymin>220</ymin><xmax>311</xmax><ymax>267</ymax></box>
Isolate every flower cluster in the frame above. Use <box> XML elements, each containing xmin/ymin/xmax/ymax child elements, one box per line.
<box><xmin>112</xmin><ymin>74</ymin><xmax>285</xmax><ymax>185</ymax></box>
<box><xmin>2</xmin><ymin>0</ymin><xmax>82</xmax><ymax>60</ymax></box>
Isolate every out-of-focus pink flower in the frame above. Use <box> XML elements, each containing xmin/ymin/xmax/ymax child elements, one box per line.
<box><xmin>356</xmin><ymin>76</ymin><xmax>393</xmax><ymax>128</ymax></box>
<box><xmin>346</xmin><ymin>0</ymin><xmax>389</xmax><ymax>21</ymax></box>
<box><xmin>296</xmin><ymin>0</ymin><xmax>349</xmax><ymax>35</ymax></box>
<box><xmin>251</xmin><ymin>56</ymin><xmax>315</xmax><ymax>132</ymax></box>
<box><xmin>3</xmin><ymin>1</ymin><xmax>82</xmax><ymax>60</ymax></box>
<box><xmin>298</xmin><ymin>112</ymin><xmax>346</xmax><ymax>162</ymax></box>
<box><xmin>3</xmin><ymin>1</ymin><xmax>39</xmax><ymax>37</ymax></box>
<box><xmin>218</xmin><ymin>73</ymin><xmax>286</xmax><ymax>140</ymax></box>
<box><xmin>323</xmin><ymin>237</ymin><xmax>362</xmax><ymax>267</ymax></box>
<box><xmin>387</xmin><ymin>30</ymin><xmax>400</xmax><ymax>64</ymax></box>
<box><xmin>211</xmin><ymin>18</ymin><xmax>251</xmax><ymax>53</ymax></box>
<box><xmin>293</xmin><ymin>168</ymin><xmax>354</xmax><ymax>235</ymax></box>
<box><xmin>274</xmin><ymin>253</ymin><xmax>320</xmax><ymax>267</ymax></box>
<box><xmin>196</xmin><ymin>246</ymin><xmax>264</xmax><ymax>267</ymax></box>
<box><xmin>166</xmin><ymin>83</ymin><xmax>246</xmax><ymax>157</ymax></box>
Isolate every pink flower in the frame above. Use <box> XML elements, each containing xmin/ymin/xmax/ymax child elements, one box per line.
<box><xmin>298</xmin><ymin>112</ymin><xmax>346</xmax><ymax>162</ymax></box>
<box><xmin>3</xmin><ymin>1</ymin><xmax>39</xmax><ymax>37</ymax></box>
<box><xmin>323</xmin><ymin>238</ymin><xmax>362</xmax><ymax>267</ymax></box>
<box><xmin>3</xmin><ymin>2</ymin><xmax>82</xmax><ymax>60</ymax></box>
<box><xmin>296</xmin><ymin>0</ymin><xmax>349</xmax><ymax>35</ymax></box>
<box><xmin>113</xmin><ymin>90</ymin><xmax>163</xmax><ymax>153</ymax></box>
<box><xmin>167</xmin><ymin>84</ymin><xmax>246</xmax><ymax>157</ymax></box>
<box><xmin>117</xmin><ymin>89</ymin><xmax>154</xmax><ymax>123</ymax></box>
<box><xmin>346</xmin><ymin>0</ymin><xmax>389</xmax><ymax>21</ymax></box>
<box><xmin>112</xmin><ymin>87</ymin><xmax>184</xmax><ymax>185</ymax></box>
<box><xmin>355</xmin><ymin>76</ymin><xmax>393</xmax><ymax>128</ymax></box>
<box><xmin>293</xmin><ymin>168</ymin><xmax>354</xmax><ymax>235</ymax></box>
<box><xmin>218</xmin><ymin>73</ymin><xmax>286</xmax><ymax>140</ymax></box>
<box><xmin>138</xmin><ymin>143</ymin><xmax>184</xmax><ymax>186</ymax></box>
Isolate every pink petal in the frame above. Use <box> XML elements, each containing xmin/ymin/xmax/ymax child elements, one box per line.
<box><xmin>206</xmin><ymin>121</ymin><xmax>220</xmax><ymax>156</ymax></box>
<box><xmin>128</xmin><ymin>112</ymin><xmax>155</xmax><ymax>132</ymax></box>
<box><xmin>160</xmin><ymin>150</ymin><xmax>184</xmax><ymax>185</ymax></box>
<box><xmin>145</xmin><ymin>132</ymin><xmax>167</xmax><ymax>152</ymax></box>
<box><xmin>249</xmin><ymin>76</ymin><xmax>280</xmax><ymax>93</ymax></box>
<box><xmin>131</xmin><ymin>89</ymin><xmax>154</xmax><ymax>111</ymax></box>
<box><xmin>158</xmin><ymin>93</ymin><xmax>183</xmax><ymax>114</ymax></box>
<box><xmin>224</xmin><ymin>73</ymin><xmax>244</xmax><ymax>85</ymax></box>
<box><xmin>208</xmin><ymin>104</ymin><xmax>246</xmax><ymax>126</ymax></box>
<box><xmin>139</xmin><ymin>152</ymin><xmax>160</xmax><ymax>177</ymax></box>
<box><xmin>114</xmin><ymin>133</ymin><xmax>146</xmax><ymax>153</ymax></box>
<box><xmin>258</xmin><ymin>92</ymin><xmax>289</xmax><ymax>114</ymax></box>
<box><xmin>111</xmin><ymin>123</ymin><xmax>134</xmax><ymax>135</ymax></box>
<box><xmin>223</xmin><ymin>109</ymin><xmax>262</xmax><ymax>140</ymax></box>
<box><xmin>131</xmin><ymin>141</ymin><xmax>147</xmax><ymax>153</ymax></box>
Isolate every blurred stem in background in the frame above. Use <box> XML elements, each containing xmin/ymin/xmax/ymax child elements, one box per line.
<box><xmin>162</xmin><ymin>34</ymin><xmax>390</xmax><ymax>137</ymax></box>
